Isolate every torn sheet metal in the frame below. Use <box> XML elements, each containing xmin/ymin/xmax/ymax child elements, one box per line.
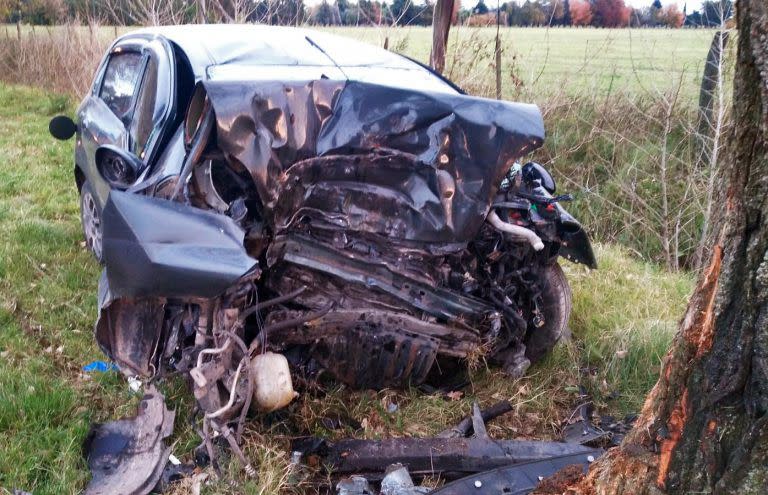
<box><xmin>201</xmin><ymin>79</ymin><xmax>545</xmax><ymax>243</ymax></box>
<box><xmin>266</xmin><ymin>234</ymin><xmax>494</xmax><ymax>320</ymax></box>
<box><xmin>294</xmin><ymin>403</ymin><xmax>601</xmax><ymax>480</ymax></box>
<box><xmin>96</xmin><ymin>77</ymin><xmax>586</xmax><ymax>393</ymax></box>
<box><xmin>438</xmin><ymin>400</ymin><xmax>513</xmax><ymax>438</ymax></box>
<box><xmin>94</xmin><ymin>278</ymin><xmax>165</xmax><ymax>377</ymax></box>
<box><xmin>297</xmin><ymin>436</ymin><xmax>599</xmax><ymax>479</ymax></box>
<box><xmin>83</xmin><ymin>386</ymin><xmax>174</xmax><ymax>495</ymax></box>
<box><xmin>101</xmin><ymin>190</ymin><xmax>257</xmax><ymax>299</ymax></box>
<box><xmin>428</xmin><ymin>453</ymin><xmax>598</xmax><ymax>495</ymax></box>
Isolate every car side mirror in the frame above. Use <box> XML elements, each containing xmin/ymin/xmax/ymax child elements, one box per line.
<box><xmin>522</xmin><ymin>162</ymin><xmax>556</xmax><ymax>194</ymax></box>
<box><xmin>95</xmin><ymin>145</ymin><xmax>144</xmax><ymax>190</ymax></box>
<box><xmin>49</xmin><ymin>115</ymin><xmax>77</xmax><ymax>141</ymax></box>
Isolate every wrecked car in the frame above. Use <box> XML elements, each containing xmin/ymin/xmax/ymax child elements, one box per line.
<box><xmin>50</xmin><ymin>24</ymin><xmax>596</xmax><ymax>456</ymax></box>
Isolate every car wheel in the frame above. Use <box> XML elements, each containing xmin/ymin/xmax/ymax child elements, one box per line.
<box><xmin>80</xmin><ymin>181</ymin><xmax>103</xmax><ymax>262</ymax></box>
<box><xmin>525</xmin><ymin>262</ymin><xmax>572</xmax><ymax>363</ymax></box>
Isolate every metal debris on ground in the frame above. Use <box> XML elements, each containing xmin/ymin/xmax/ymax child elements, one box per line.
<box><xmin>561</xmin><ymin>392</ymin><xmax>611</xmax><ymax>447</ymax></box>
<box><xmin>337</xmin><ymin>475</ymin><xmax>374</xmax><ymax>495</ymax></box>
<box><xmin>379</xmin><ymin>464</ymin><xmax>431</xmax><ymax>495</ymax></box>
<box><xmin>437</xmin><ymin>400</ymin><xmax>513</xmax><ymax>438</ymax></box>
<box><xmin>428</xmin><ymin>453</ymin><xmax>597</xmax><ymax>495</ymax></box>
<box><xmin>297</xmin><ymin>402</ymin><xmax>603</xmax><ymax>493</ymax></box>
<box><xmin>82</xmin><ymin>385</ymin><xmax>174</xmax><ymax>495</ymax></box>
<box><xmin>561</xmin><ymin>387</ymin><xmax>636</xmax><ymax>447</ymax></box>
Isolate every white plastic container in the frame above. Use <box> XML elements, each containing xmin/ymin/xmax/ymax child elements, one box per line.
<box><xmin>249</xmin><ymin>352</ymin><xmax>297</xmax><ymax>412</ymax></box>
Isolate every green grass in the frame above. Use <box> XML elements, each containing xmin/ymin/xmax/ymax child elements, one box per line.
<box><xmin>316</xmin><ymin>26</ymin><xmax>716</xmax><ymax>102</ymax></box>
<box><xmin>0</xmin><ymin>82</ymin><xmax>693</xmax><ymax>493</ymax></box>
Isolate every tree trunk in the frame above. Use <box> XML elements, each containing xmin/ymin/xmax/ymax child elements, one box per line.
<box><xmin>696</xmin><ymin>30</ymin><xmax>729</xmax><ymax>151</ymax></box>
<box><xmin>556</xmin><ymin>1</ymin><xmax>768</xmax><ymax>493</ymax></box>
<box><xmin>430</xmin><ymin>0</ymin><xmax>454</xmax><ymax>74</ymax></box>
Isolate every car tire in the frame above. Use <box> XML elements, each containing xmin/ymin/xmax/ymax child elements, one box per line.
<box><xmin>525</xmin><ymin>262</ymin><xmax>572</xmax><ymax>363</ymax></box>
<box><xmin>79</xmin><ymin>180</ymin><xmax>103</xmax><ymax>263</ymax></box>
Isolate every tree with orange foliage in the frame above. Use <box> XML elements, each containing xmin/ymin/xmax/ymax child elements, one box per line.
<box><xmin>658</xmin><ymin>4</ymin><xmax>684</xmax><ymax>27</ymax></box>
<box><xmin>569</xmin><ymin>0</ymin><xmax>592</xmax><ymax>26</ymax></box>
<box><xmin>592</xmin><ymin>0</ymin><xmax>630</xmax><ymax>27</ymax></box>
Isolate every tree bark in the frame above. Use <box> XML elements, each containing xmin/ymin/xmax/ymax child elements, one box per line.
<box><xmin>554</xmin><ymin>1</ymin><xmax>768</xmax><ymax>493</ymax></box>
<box><xmin>430</xmin><ymin>0</ymin><xmax>454</xmax><ymax>74</ymax></box>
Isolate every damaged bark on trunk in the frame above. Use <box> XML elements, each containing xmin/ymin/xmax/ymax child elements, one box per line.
<box><xmin>551</xmin><ymin>1</ymin><xmax>768</xmax><ymax>494</ymax></box>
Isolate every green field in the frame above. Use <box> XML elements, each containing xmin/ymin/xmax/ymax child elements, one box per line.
<box><xmin>325</xmin><ymin>26</ymin><xmax>720</xmax><ymax>101</ymax></box>
<box><xmin>0</xmin><ymin>83</ymin><xmax>694</xmax><ymax>493</ymax></box>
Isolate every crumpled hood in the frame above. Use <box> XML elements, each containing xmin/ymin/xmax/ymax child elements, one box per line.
<box><xmin>201</xmin><ymin>79</ymin><xmax>544</xmax><ymax>243</ymax></box>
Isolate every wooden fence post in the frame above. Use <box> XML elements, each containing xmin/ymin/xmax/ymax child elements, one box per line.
<box><xmin>430</xmin><ymin>0</ymin><xmax>454</xmax><ymax>74</ymax></box>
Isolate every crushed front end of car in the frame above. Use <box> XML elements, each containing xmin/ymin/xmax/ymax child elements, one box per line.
<box><xmin>93</xmin><ymin>79</ymin><xmax>595</xmax><ymax>465</ymax></box>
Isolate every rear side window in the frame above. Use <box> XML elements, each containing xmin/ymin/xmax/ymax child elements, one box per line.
<box><xmin>99</xmin><ymin>52</ymin><xmax>144</xmax><ymax>121</ymax></box>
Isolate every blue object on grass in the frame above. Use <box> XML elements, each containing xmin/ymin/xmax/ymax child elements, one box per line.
<box><xmin>83</xmin><ymin>360</ymin><xmax>118</xmax><ymax>372</ymax></box>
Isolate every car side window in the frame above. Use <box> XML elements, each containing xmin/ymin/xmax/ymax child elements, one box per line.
<box><xmin>99</xmin><ymin>52</ymin><xmax>144</xmax><ymax>122</ymax></box>
<box><xmin>130</xmin><ymin>56</ymin><xmax>158</xmax><ymax>160</ymax></box>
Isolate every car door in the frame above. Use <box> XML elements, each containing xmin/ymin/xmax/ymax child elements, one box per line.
<box><xmin>76</xmin><ymin>36</ymin><xmax>176</xmax><ymax>210</ymax></box>
<box><xmin>129</xmin><ymin>39</ymin><xmax>177</xmax><ymax>180</ymax></box>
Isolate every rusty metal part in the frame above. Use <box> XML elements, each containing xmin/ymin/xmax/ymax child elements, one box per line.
<box><xmin>205</xmin><ymin>357</ymin><xmax>247</xmax><ymax>419</ymax></box>
<box><xmin>216</xmin><ymin>329</ymin><xmax>253</xmax><ymax>442</ymax></box>
<box><xmin>438</xmin><ymin>400</ymin><xmax>513</xmax><ymax>438</ymax></box>
<box><xmin>273</xmin><ymin>309</ymin><xmax>481</xmax><ymax>358</ymax></box>
<box><xmin>195</xmin><ymin>338</ymin><xmax>232</xmax><ymax>371</ymax></box>
<box><xmin>218</xmin><ymin>422</ymin><xmax>257</xmax><ymax>478</ymax></box>
<box><xmin>271</xmin><ymin>309</ymin><xmax>475</xmax><ymax>388</ymax></box>
<box><xmin>238</xmin><ymin>286</ymin><xmax>308</xmax><ymax>322</ymax></box>
<box><xmin>250</xmin><ymin>302</ymin><xmax>335</xmax><ymax>354</ymax></box>
<box><xmin>202</xmin><ymin>416</ymin><xmax>219</xmax><ymax>475</ymax></box>
<box><xmin>94</xmin><ymin>292</ymin><xmax>166</xmax><ymax>378</ymax></box>
<box><xmin>83</xmin><ymin>386</ymin><xmax>174</xmax><ymax>495</ymax></box>
<box><xmin>268</xmin><ymin>234</ymin><xmax>492</xmax><ymax>321</ymax></box>
<box><xmin>293</xmin><ymin>402</ymin><xmax>601</xmax><ymax>480</ymax></box>
<box><xmin>299</xmin><ymin>436</ymin><xmax>599</xmax><ymax>479</ymax></box>
<box><xmin>266</xmin><ymin>307</ymin><xmax>481</xmax><ymax>388</ymax></box>
<box><xmin>260</xmin><ymin>302</ymin><xmax>335</xmax><ymax>335</ymax></box>
<box><xmin>189</xmin><ymin>300</ymin><xmax>255</xmax><ymax>468</ymax></box>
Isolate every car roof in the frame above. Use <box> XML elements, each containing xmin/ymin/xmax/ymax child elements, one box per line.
<box><xmin>126</xmin><ymin>24</ymin><xmax>458</xmax><ymax>93</ymax></box>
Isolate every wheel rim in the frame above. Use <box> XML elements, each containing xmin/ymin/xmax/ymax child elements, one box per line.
<box><xmin>82</xmin><ymin>190</ymin><xmax>102</xmax><ymax>259</ymax></box>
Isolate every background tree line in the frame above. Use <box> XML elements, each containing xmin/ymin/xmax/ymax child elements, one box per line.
<box><xmin>0</xmin><ymin>0</ymin><xmax>733</xmax><ymax>28</ymax></box>
<box><xmin>500</xmin><ymin>0</ymin><xmax>732</xmax><ymax>28</ymax></box>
